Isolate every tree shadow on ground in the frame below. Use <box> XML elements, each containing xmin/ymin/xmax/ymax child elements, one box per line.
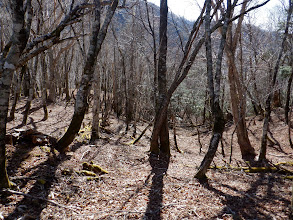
<box><xmin>144</xmin><ymin>153</ymin><xmax>170</xmax><ymax>220</ymax></box>
<box><xmin>8</xmin><ymin>102</ymin><xmax>52</xmax><ymax>123</ymax></box>
<box><xmin>1</xmin><ymin>141</ymin><xmax>83</xmax><ymax>220</ymax></box>
<box><xmin>4</xmin><ymin>130</ymin><xmax>58</xmax><ymax>186</ymax></box>
<box><xmin>202</xmin><ymin>173</ymin><xmax>290</xmax><ymax>219</ymax></box>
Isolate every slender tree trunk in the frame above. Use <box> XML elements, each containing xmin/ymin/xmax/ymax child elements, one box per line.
<box><xmin>126</xmin><ymin>46</ymin><xmax>135</xmax><ymax>129</ymax></box>
<box><xmin>9</xmin><ymin>64</ymin><xmax>26</xmax><ymax>121</ymax></box>
<box><xmin>91</xmin><ymin>66</ymin><xmax>101</xmax><ymax>141</ymax></box>
<box><xmin>64</xmin><ymin>48</ymin><xmax>73</xmax><ymax>102</ymax></box>
<box><xmin>150</xmin><ymin>0</ymin><xmax>170</xmax><ymax>156</ymax></box>
<box><xmin>144</xmin><ymin>1</ymin><xmax>158</xmax><ymax>111</ymax></box>
<box><xmin>47</xmin><ymin>49</ymin><xmax>56</xmax><ymax>103</ymax></box>
<box><xmin>195</xmin><ymin>0</ymin><xmax>229</xmax><ymax>180</ymax></box>
<box><xmin>259</xmin><ymin>1</ymin><xmax>292</xmax><ymax>162</ymax></box>
<box><xmin>225</xmin><ymin>1</ymin><xmax>256</xmax><ymax>160</ymax></box>
<box><xmin>22</xmin><ymin>64</ymin><xmax>30</xmax><ymax>97</ymax></box>
<box><xmin>56</xmin><ymin>0</ymin><xmax>118</xmax><ymax>152</ymax></box>
<box><xmin>22</xmin><ymin>56</ymin><xmax>38</xmax><ymax>125</ymax></box>
<box><xmin>40</xmin><ymin>53</ymin><xmax>48</xmax><ymax>121</ymax></box>
<box><xmin>285</xmin><ymin>55</ymin><xmax>293</xmax><ymax>124</ymax></box>
<box><xmin>112</xmin><ymin>50</ymin><xmax>122</xmax><ymax>118</ymax></box>
<box><xmin>121</xmin><ymin>56</ymin><xmax>129</xmax><ymax>130</ymax></box>
<box><xmin>227</xmin><ymin>58</ymin><xmax>256</xmax><ymax>159</ymax></box>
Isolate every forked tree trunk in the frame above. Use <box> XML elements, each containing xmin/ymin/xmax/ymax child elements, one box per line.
<box><xmin>56</xmin><ymin>0</ymin><xmax>118</xmax><ymax>152</ymax></box>
<box><xmin>150</xmin><ymin>0</ymin><xmax>170</xmax><ymax>156</ymax></box>
<box><xmin>227</xmin><ymin>58</ymin><xmax>256</xmax><ymax>159</ymax></box>
<box><xmin>225</xmin><ymin>1</ymin><xmax>256</xmax><ymax>160</ymax></box>
<box><xmin>195</xmin><ymin>0</ymin><xmax>229</xmax><ymax>180</ymax></box>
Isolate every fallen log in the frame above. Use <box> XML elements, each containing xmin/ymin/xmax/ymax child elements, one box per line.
<box><xmin>209</xmin><ymin>165</ymin><xmax>293</xmax><ymax>175</ymax></box>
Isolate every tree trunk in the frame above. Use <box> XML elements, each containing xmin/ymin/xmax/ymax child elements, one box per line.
<box><xmin>259</xmin><ymin>1</ymin><xmax>292</xmax><ymax>162</ymax></box>
<box><xmin>225</xmin><ymin>1</ymin><xmax>256</xmax><ymax>160</ymax></box>
<box><xmin>47</xmin><ymin>49</ymin><xmax>56</xmax><ymax>103</ymax></box>
<box><xmin>91</xmin><ymin>67</ymin><xmax>101</xmax><ymax>142</ymax></box>
<box><xmin>195</xmin><ymin>0</ymin><xmax>230</xmax><ymax>180</ymax></box>
<box><xmin>0</xmin><ymin>0</ymin><xmax>32</xmax><ymax>188</ymax></box>
<box><xmin>56</xmin><ymin>0</ymin><xmax>118</xmax><ymax>152</ymax></box>
<box><xmin>40</xmin><ymin>53</ymin><xmax>48</xmax><ymax>121</ymax></box>
<box><xmin>9</xmin><ymin>65</ymin><xmax>26</xmax><ymax>121</ymax></box>
<box><xmin>285</xmin><ymin>56</ymin><xmax>293</xmax><ymax>124</ymax></box>
<box><xmin>150</xmin><ymin>0</ymin><xmax>170</xmax><ymax>156</ymax></box>
<box><xmin>227</xmin><ymin>58</ymin><xmax>256</xmax><ymax>160</ymax></box>
<box><xmin>22</xmin><ymin>64</ymin><xmax>30</xmax><ymax>97</ymax></box>
<box><xmin>22</xmin><ymin>56</ymin><xmax>38</xmax><ymax>125</ymax></box>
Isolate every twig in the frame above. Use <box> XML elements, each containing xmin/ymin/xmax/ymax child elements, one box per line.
<box><xmin>229</xmin><ymin>126</ymin><xmax>237</xmax><ymax>164</ymax></box>
<box><xmin>195</xmin><ymin>117</ymin><xmax>203</xmax><ymax>154</ymax></box>
<box><xmin>172</xmin><ymin>114</ymin><xmax>182</xmax><ymax>153</ymax></box>
<box><xmin>1</xmin><ymin>189</ymin><xmax>81</xmax><ymax>212</ymax></box>
<box><xmin>132</xmin><ymin>121</ymin><xmax>152</xmax><ymax>145</ymax></box>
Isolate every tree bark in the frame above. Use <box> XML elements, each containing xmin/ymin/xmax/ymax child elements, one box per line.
<box><xmin>226</xmin><ymin>57</ymin><xmax>256</xmax><ymax>159</ymax></box>
<box><xmin>259</xmin><ymin>1</ymin><xmax>292</xmax><ymax>161</ymax></box>
<box><xmin>0</xmin><ymin>0</ymin><xmax>32</xmax><ymax>188</ymax></box>
<box><xmin>285</xmin><ymin>53</ymin><xmax>293</xmax><ymax>124</ymax></box>
<box><xmin>47</xmin><ymin>49</ymin><xmax>56</xmax><ymax>103</ymax></box>
<box><xmin>56</xmin><ymin>0</ymin><xmax>118</xmax><ymax>152</ymax></box>
<box><xmin>40</xmin><ymin>53</ymin><xmax>48</xmax><ymax>121</ymax></box>
<box><xmin>9</xmin><ymin>65</ymin><xmax>26</xmax><ymax>121</ymax></box>
<box><xmin>150</xmin><ymin>0</ymin><xmax>170</xmax><ymax>156</ymax></box>
<box><xmin>22</xmin><ymin>56</ymin><xmax>38</xmax><ymax>125</ymax></box>
<box><xmin>91</xmin><ymin>66</ymin><xmax>101</xmax><ymax>142</ymax></box>
<box><xmin>22</xmin><ymin>64</ymin><xmax>30</xmax><ymax>97</ymax></box>
<box><xmin>195</xmin><ymin>0</ymin><xmax>229</xmax><ymax>180</ymax></box>
<box><xmin>225</xmin><ymin>1</ymin><xmax>256</xmax><ymax>160</ymax></box>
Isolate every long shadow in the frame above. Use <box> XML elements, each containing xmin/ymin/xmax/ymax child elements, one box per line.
<box><xmin>22</xmin><ymin>103</ymin><xmax>52</xmax><ymax>116</ymax></box>
<box><xmin>5</xmin><ymin>130</ymin><xmax>58</xmax><ymax>185</ymax></box>
<box><xmin>2</xmin><ymin>141</ymin><xmax>83</xmax><ymax>220</ymax></box>
<box><xmin>120</xmin><ymin>172</ymin><xmax>152</xmax><ymax>210</ymax></box>
<box><xmin>202</xmin><ymin>173</ymin><xmax>290</xmax><ymax>219</ymax></box>
<box><xmin>144</xmin><ymin>153</ymin><xmax>170</xmax><ymax>220</ymax></box>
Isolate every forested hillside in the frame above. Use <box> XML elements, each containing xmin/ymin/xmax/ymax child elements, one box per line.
<box><xmin>0</xmin><ymin>0</ymin><xmax>292</xmax><ymax>219</ymax></box>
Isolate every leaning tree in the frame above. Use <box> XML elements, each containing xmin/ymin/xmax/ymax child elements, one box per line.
<box><xmin>0</xmin><ymin>0</ymin><xmax>95</xmax><ymax>188</ymax></box>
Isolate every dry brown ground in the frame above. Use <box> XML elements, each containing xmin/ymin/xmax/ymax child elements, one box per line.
<box><xmin>0</xmin><ymin>98</ymin><xmax>292</xmax><ymax>220</ymax></box>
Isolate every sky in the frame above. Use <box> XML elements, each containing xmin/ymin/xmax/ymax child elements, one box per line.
<box><xmin>147</xmin><ymin>0</ymin><xmax>282</xmax><ymax>27</ymax></box>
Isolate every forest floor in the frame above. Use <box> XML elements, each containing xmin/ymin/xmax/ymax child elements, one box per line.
<box><xmin>0</xmin><ymin>98</ymin><xmax>293</xmax><ymax>220</ymax></box>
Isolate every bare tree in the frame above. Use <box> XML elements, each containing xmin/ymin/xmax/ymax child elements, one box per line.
<box><xmin>195</xmin><ymin>0</ymin><xmax>230</xmax><ymax>180</ymax></box>
<box><xmin>149</xmin><ymin>0</ymin><xmax>271</xmax><ymax>159</ymax></box>
<box><xmin>56</xmin><ymin>0</ymin><xmax>119</xmax><ymax>152</ymax></box>
<box><xmin>0</xmin><ymin>0</ymin><xmax>33</xmax><ymax>189</ymax></box>
<box><xmin>225</xmin><ymin>0</ymin><xmax>256</xmax><ymax>160</ymax></box>
<box><xmin>0</xmin><ymin>0</ymin><xmax>95</xmax><ymax>188</ymax></box>
<box><xmin>259</xmin><ymin>0</ymin><xmax>292</xmax><ymax>162</ymax></box>
<box><xmin>150</xmin><ymin>0</ymin><xmax>170</xmax><ymax>155</ymax></box>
